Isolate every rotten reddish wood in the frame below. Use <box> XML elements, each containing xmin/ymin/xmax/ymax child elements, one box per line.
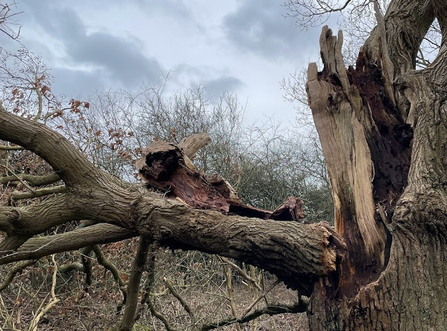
<box><xmin>136</xmin><ymin>137</ymin><xmax>305</xmax><ymax>221</ymax></box>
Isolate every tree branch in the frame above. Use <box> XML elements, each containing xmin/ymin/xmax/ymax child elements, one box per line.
<box><xmin>0</xmin><ymin>2</ymin><xmax>22</xmax><ymax>39</ymax></box>
<box><xmin>0</xmin><ymin>224</ymin><xmax>137</xmax><ymax>264</ymax></box>
<box><xmin>219</xmin><ymin>256</ymin><xmax>262</xmax><ymax>291</ymax></box>
<box><xmin>0</xmin><ymin>234</ymin><xmax>29</xmax><ymax>256</ymax></box>
<box><xmin>0</xmin><ymin>172</ymin><xmax>60</xmax><ymax>186</ymax></box>
<box><xmin>0</xmin><ymin>105</ymin><xmax>347</xmax><ymax>298</ymax></box>
<box><xmin>0</xmin><ymin>145</ymin><xmax>23</xmax><ymax>150</ymax></box>
<box><xmin>58</xmin><ymin>261</ymin><xmax>84</xmax><ymax>274</ymax></box>
<box><xmin>119</xmin><ymin>236</ymin><xmax>152</xmax><ymax>331</ymax></box>
<box><xmin>240</xmin><ymin>279</ymin><xmax>281</xmax><ymax>318</ymax></box>
<box><xmin>143</xmin><ymin>196</ymin><xmax>346</xmax><ymax>296</ymax></box>
<box><xmin>135</xmin><ymin>251</ymin><xmax>158</xmax><ymax>319</ymax></box>
<box><xmin>0</xmin><ymin>259</ymin><xmax>36</xmax><ymax>291</ymax></box>
<box><xmin>91</xmin><ymin>245</ymin><xmax>126</xmax><ymax>287</ymax></box>
<box><xmin>28</xmin><ymin>255</ymin><xmax>60</xmax><ymax>331</ymax></box>
<box><xmin>11</xmin><ymin>184</ymin><xmax>65</xmax><ymax>200</ymax></box>
<box><xmin>0</xmin><ymin>194</ymin><xmax>82</xmax><ymax>236</ymax></box>
<box><xmin>81</xmin><ymin>246</ymin><xmax>93</xmax><ymax>287</ymax></box>
<box><xmin>200</xmin><ymin>299</ymin><xmax>309</xmax><ymax>331</ymax></box>
<box><xmin>163</xmin><ymin>277</ymin><xmax>196</xmax><ymax>326</ymax></box>
<box><xmin>148</xmin><ymin>297</ymin><xmax>178</xmax><ymax>331</ymax></box>
<box><xmin>0</xmin><ymin>105</ymin><xmax>102</xmax><ymax>186</ymax></box>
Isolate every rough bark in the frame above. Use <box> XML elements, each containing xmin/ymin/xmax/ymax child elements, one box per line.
<box><xmin>306</xmin><ymin>0</ymin><xmax>447</xmax><ymax>329</ymax></box>
<box><xmin>0</xmin><ymin>105</ymin><xmax>345</xmax><ymax>297</ymax></box>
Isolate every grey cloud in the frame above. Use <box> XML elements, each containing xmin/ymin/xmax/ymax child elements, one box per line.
<box><xmin>66</xmin><ymin>32</ymin><xmax>163</xmax><ymax>88</ymax></box>
<box><xmin>16</xmin><ymin>0</ymin><xmax>165</xmax><ymax>91</ymax></box>
<box><xmin>137</xmin><ymin>0</ymin><xmax>192</xmax><ymax>20</ymax></box>
<box><xmin>18</xmin><ymin>0</ymin><xmax>84</xmax><ymax>40</ymax></box>
<box><xmin>204</xmin><ymin>75</ymin><xmax>245</xmax><ymax>98</ymax></box>
<box><xmin>50</xmin><ymin>67</ymin><xmax>105</xmax><ymax>98</ymax></box>
<box><xmin>171</xmin><ymin>64</ymin><xmax>245</xmax><ymax>98</ymax></box>
<box><xmin>80</xmin><ymin>0</ymin><xmax>193</xmax><ymax>20</ymax></box>
<box><xmin>223</xmin><ymin>0</ymin><xmax>323</xmax><ymax>60</ymax></box>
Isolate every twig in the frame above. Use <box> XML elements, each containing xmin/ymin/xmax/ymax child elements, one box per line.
<box><xmin>1</xmin><ymin>165</ymin><xmax>34</xmax><ymax>192</ymax></box>
<box><xmin>0</xmin><ymin>145</ymin><xmax>23</xmax><ymax>150</ymax></box>
<box><xmin>163</xmin><ymin>277</ymin><xmax>196</xmax><ymax>326</ymax></box>
<box><xmin>0</xmin><ymin>2</ymin><xmax>22</xmax><ymax>39</ymax></box>
<box><xmin>27</xmin><ymin>255</ymin><xmax>60</xmax><ymax>331</ymax></box>
<box><xmin>200</xmin><ymin>299</ymin><xmax>309</xmax><ymax>331</ymax></box>
<box><xmin>224</xmin><ymin>264</ymin><xmax>241</xmax><ymax>331</ymax></box>
<box><xmin>0</xmin><ymin>260</ymin><xmax>36</xmax><ymax>291</ymax></box>
<box><xmin>147</xmin><ymin>298</ymin><xmax>178</xmax><ymax>331</ymax></box>
<box><xmin>241</xmin><ymin>279</ymin><xmax>281</xmax><ymax>318</ymax></box>
<box><xmin>218</xmin><ymin>257</ymin><xmax>262</xmax><ymax>291</ymax></box>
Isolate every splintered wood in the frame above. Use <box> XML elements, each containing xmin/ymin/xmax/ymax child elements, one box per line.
<box><xmin>136</xmin><ymin>133</ymin><xmax>305</xmax><ymax>221</ymax></box>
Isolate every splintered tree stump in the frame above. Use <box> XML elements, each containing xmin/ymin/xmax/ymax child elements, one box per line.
<box><xmin>136</xmin><ymin>134</ymin><xmax>305</xmax><ymax>221</ymax></box>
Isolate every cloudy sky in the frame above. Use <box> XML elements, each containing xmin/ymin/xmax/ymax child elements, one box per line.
<box><xmin>1</xmin><ymin>0</ymin><xmax>336</xmax><ymax>126</ymax></box>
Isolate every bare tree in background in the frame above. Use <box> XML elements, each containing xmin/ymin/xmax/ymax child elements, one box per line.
<box><xmin>0</xmin><ymin>1</ymin><xmax>21</xmax><ymax>39</ymax></box>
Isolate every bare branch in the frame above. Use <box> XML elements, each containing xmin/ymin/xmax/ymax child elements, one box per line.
<box><xmin>0</xmin><ymin>234</ymin><xmax>29</xmax><ymax>255</ymax></box>
<box><xmin>0</xmin><ymin>104</ymin><xmax>346</xmax><ymax>299</ymax></box>
<box><xmin>148</xmin><ymin>298</ymin><xmax>178</xmax><ymax>331</ymax></box>
<box><xmin>0</xmin><ymin>259</ymin><xmax>36</xmax><ymax>291</ymax></box>
<box><xmin>219</xmin><ymin>256</ymin><xmax>262</xmax><ymax>291</ymax></box>
<box><xmin>0</xmin><ymin>194</ymin><xmax>80</xmax><ymax>235</ymax></box>
<box><xmin>10</xmin><ymin>185</ymin><xmax>65</xmax><ymax>200</ymax></box>
<box><xmin>200</xmin><ymin>299</ymin><xmax>309</xmax><ymax>331</ymax></box>
<box><xmin>92</xmin><ymin>245</ymin><xmax>126</xmax><ymax>287</ymax></box>
<box><xmin>0</xmin><ymin>172</ymin><xmax>60</xmax><ymax>186</ymax></box>
<box><xmin>146</xmin><ymin>196</ymin><xmax>346</xmax><ymax>296</ymax></box>
<box><xmin>1</xmin><ymin>164</ymin><xmax>35</xmax><ymax>192</ymax></box>
<box><xmin>80</xmin><ymin>246</ymin><xmax>93</xmax><ymax>287</ymax></box>
<box><xmin>163</xmin><ymin>277</ymin><xmax>196</xmax><ymax>326</ymax></box>
<box><xmin>0</xmin><ymin>224</ymin><xmax>137</xmax><ymax>264</ymax></box>
<box><xmin>136</xmin><ymin>252</ymin><xmax>156</xmax><ymax>320</ymax></box>
<box><xmin>0</xmin><ymin>105</ymin><xmax>102</xmax><ymax>186</ymax></box>
<box><xmin>28</xmin><ymin>255</ymin><xmax>60</xmax><ymax>331</ymax></box>
<box><xmin>223</xmin><ymin>264</ymin><xmax>241</xmax><ymax>330</ymax></box>
<box><xmin>0</xmin><ymin>145</ymin><xmax>23</xmax><ymax>150</ymax></box>
<box><xmin>177</xmin><ymin>132</ymin><xmax>211</xmax><ymax>159</ymax></box>
<box><xmin>241</xmin><ymin>279</ymin><xmax>281</xmax><ymax>318</ymax></box>
<box><xmin>0</xmin><ymin>2</ymin><xmax>22</xmax><ymax>39</ymax></box>
<box><xmin>119</xmin><ymin>236</ymin><xmax>152</xmax><ymax>331</ymax></box>
<box><xmin>58</xmin><ymin>262</ymin><xmax>84</xmax><ymax>273</ymax></box>
<box><xmin>284</xmin><ymin>0</ymin><xmax>353</xmax><ymax>27</ymax></box>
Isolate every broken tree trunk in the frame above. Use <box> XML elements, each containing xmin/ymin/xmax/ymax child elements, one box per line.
<box><xmin>305</xmin><ymin>0</ymin><xmax>447</xmax><ymax>329</ymax></box>
<box><xmin>136</xmin><ymin>133</ymin><xmax>305</xmax><ymax>222</ymax></box>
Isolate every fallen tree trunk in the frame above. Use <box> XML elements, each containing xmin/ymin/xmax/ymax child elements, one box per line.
<box><xmin>0</xmin><ymin>107</ymin><xmax>345</xmax><ymax>297</ymax></box>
